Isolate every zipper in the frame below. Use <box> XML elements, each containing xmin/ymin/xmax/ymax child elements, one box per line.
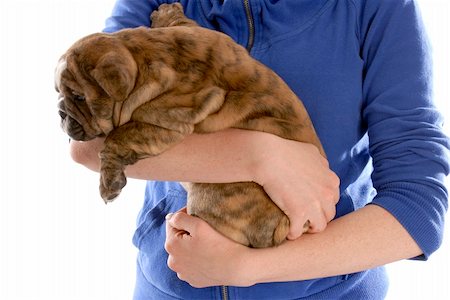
<box><xmin>243</xmin><ymin>0</ymin><xmax>255</xmax><ymax>52</ymax></box>
<box><xmin>220</xmin><ymin>4</ymin><xmax>254</xmax><ymax>298</ymax></box>
<box><xmin>221</xmin><ymin>285</ymin><xmax>229</xmax><ymax>300</ymax></box>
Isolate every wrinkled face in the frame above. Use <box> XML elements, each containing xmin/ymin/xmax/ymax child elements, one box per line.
<box><xmin>55</xmin><ymin>57</ymin><xmax>102</xmax><ymax>141</ymax></box>
<box><xmin>55</xmin><ymin>33</ymin><xmax>138</xmax><ymax>141</ymax></box>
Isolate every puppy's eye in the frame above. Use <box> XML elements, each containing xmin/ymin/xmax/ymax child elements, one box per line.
<box><xmin>72</xmin><ymin>93</ymin><xmax>85</xmax><ymax>102</ymax></box>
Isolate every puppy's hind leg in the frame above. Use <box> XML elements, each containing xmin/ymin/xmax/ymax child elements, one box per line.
<box><xmin>99</xmin><ymin>121</ymin><xmax>191</xmax><ymax>202</ymax></box>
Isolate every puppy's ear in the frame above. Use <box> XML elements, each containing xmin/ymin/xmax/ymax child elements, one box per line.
<box><xmin>90</xmin><ymin>51</ymin><xmax>138</xmax><ymax>101</ymax></box>
<box><xmin>54</xmin><ymin>56</ymin><xmax>66</xmax><ymax>93</ymax></box>
<box><xmin>55</xmin><ymin>57</ymin><xmax>84</xmax><ymax>95</ymax></box>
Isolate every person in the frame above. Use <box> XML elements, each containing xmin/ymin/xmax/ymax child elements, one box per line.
<box><xmin>70</xmin><ymin>0</ymin><xmax>450</xmax><ymax>299</ymax></box>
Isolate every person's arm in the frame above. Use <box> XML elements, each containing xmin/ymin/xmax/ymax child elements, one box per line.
<box><xmin>70</xmin><ymin>128</ymin><xmax>340</xmax><ymax>238</ymax></box>
<box><xmin>164</xmin><ymin>203</ymin><xmax>421</xmax><ymax>288</ymax></box>
<box><xmin>249</xmin><ymin>205</ymin><xmax>420</xmax><ymax>283</ymax></box>
<box><xmin>164</xmin><ymin>0</ymin><xmax>449</xmax><ymax>288</ymax></box>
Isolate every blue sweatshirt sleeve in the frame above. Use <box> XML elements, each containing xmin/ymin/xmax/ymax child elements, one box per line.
<box><xmin>359</xmin><ymin>0</ymin><xmax>450</xmax><ymax>259</ymax></box>
<box><xmin>103</xmin><ymin>0</ymin><xmax>449</xmax><ymax>259</ymax></box>
<box><xmin>103</xmin><ymin>0</ymin><xmax>162</xmax><ymax>32</ymax></box>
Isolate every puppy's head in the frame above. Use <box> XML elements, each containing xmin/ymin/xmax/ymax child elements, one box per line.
<box><xmin>55</xmin><ymin>33</ymin><xmax>138</xmax><ymax>140</ymax></box>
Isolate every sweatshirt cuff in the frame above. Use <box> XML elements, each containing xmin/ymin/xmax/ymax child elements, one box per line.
<box><xmin>369</xmin><ymin>180</ymin><xmax>448</xmax><ymax>260</ymax></box>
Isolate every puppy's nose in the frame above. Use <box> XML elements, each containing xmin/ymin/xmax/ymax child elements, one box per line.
<box><xmin>57</xmin><ymin>99</ymin><xmax>67</xmax><ymax>117</ymax></box>
<box><xmin>58</xmin><ymin>110</ymin><xmax>67</xmax><ymax>119</ymax></box>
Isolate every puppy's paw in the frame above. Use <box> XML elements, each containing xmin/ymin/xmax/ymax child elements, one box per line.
<box><xmin>151</xmin><ymin>3</ymin><xmax>183</xmax><ymax>27</ymax></box>
<box><xmin>99</xmin><ymin>169</ymin><xmax>127</xmax><ymax>203</ymax></box>
<box><xmin>151</xmin><ymin>3</ymin><xmax>191</xmax><ymax>28</ymax></box>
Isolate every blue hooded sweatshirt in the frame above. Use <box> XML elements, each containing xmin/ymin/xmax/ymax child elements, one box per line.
<box><xmin>103</xmin><ymin>0</ymin><xmax>450</xmax><ymax>299</ymax></box>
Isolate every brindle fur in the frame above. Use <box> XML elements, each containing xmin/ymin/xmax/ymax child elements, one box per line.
<box><xmin>55</xmin><ymin>3</ymin><xmax>325</xmax><ymax>248</ymax></box>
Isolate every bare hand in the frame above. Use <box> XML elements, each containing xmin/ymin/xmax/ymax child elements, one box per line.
<box><xmin>253</xmin><ymin>136</ymin><xmax>340</xmax><ymax>240</ymax></box>
<box><xmin>165</xmin><ymin>208</ymin><xmax>252</xmax><ymax>288</ymax></box>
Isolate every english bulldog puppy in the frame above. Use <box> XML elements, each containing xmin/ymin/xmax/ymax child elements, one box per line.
<box><xmin>55</xmin><ymin>3</ymin><xmax>325</xmax><ymax>248</ymax></box>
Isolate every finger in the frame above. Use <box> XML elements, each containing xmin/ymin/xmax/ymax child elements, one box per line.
<box><xmin>165</xmin><ymin>215</ymin><xmax>183</xmax><ymax>242</ymax></box>
<box><xmin>286</xmin><ymin>216</ymin><xmax>309</xmax><ymax>240</ymax></box>
<box><xmin>307</xmin><ymin>216</ymin><xmax>327</xmax><ymax>233</ymax></box>
<box><xmin>165</xmin><ymin>212</ymin><xmax>191</xmax><ymax>238</ymax></box>
<box><xmin>165</xmin><ymin>221</ymin><xmax>190</xmax><ymax>256</ymax></box>
<box><xmin>319</xmin><ymin>155</ymin><xmax>330</xmax><ymax>167</ymax></box>
<box><xmin>166</xmin><ymin>210</ymin><xmax>201</xmax><ymax>234</ymax></box>
<box><xmin>324</xmin><ymin>203</ymin><xmax>337</xmax><ymax>223</ymax></box>
<box><xmin>303</xmin><ymin>204</ymin><xmax>328</xmax><ymax>233</ymax></box>
<box><xmin>323</xmin><ymin>179</ymin><xmax>340</xmax><ymax>221</ymax></box>
<box><xmin>176</xmin><ymin>272</ymin><xmax>185</xmax><ymax>281</ymax></box>
<box><xmin>325</xmin><ymin>171</ymin><xmax>341</xmax><ymax>204</ymax></box>
<box><xmin>165</xmin><ymin>207</ymin><xmax>188</xmax><ymax>222</ymax></box>
<box><xmin>287</xmin><ymin>229</ymin><xmax>302</xmax><ymax>240</ymax></box>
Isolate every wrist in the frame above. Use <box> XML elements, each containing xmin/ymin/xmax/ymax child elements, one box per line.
<box><xmin>232</xmin><ymin>246</ymin><xmax>261</xmax><ymax>287</ymax></box>
<box><xmin>235</xmin><ymin>245</ymin><xmax>287</xmax><ymax>286</ymax></box>
<box><xmin>249</xmin><ymin>133</ymin><xmax>281</xmax><ymax>186</ymax></box>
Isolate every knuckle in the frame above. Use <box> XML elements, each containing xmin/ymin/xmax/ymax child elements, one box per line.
<box><xmin>321</xmin><ymin>184</ymin><xmax>339</xmax><ymax>204</ymax></box>
<box><xmin>176</xmin><ymin>272</ymin><xmax>184</xmax><ymax>281</ymax></box>
<box><xmin>164</xmin><ymin>241</ymin><xmax>172</xmax><ymax>253</ymax></box>
<box><xmin>324</xmin><ymin>188</ymin><xmax>336</xmax><ymax>203</ymax></box>
<box><xmin>167</xmin><ymin>256</ymin><xmax>177</xmax><ymax>271</ymax></box>
<box><xmin>326</xmin><ymin>206</ymin><xmax>337</xmax><ymax>222</ymax></box>
<box><xmin>294</xmin><ymin>207</ymin><xmax>308</xmax><ymax>219</ymax></box>
<box><xmin>320</xmin><ymin>156</ymin><xmax>330</xmax><ymax>167</ymax></box>
<box><xmin>334</xmin><ymin>192</ymin><xmax>340</xmax><ymax>204</ymax></box>
<box><xmin>334</xmin><ymin>173</ymin><xmax>341</xmax><ymax>185</ymax></box>
<box><xmin>171</xmin><ymin>213</ymin><xmax>183</xmax><ymax>225</ymax></box>
<box><xmin>164</xmin><ymin>239</ymin><xmax>176</xmax><ymax>254</ymax></box>
<box><xmin>331</xmin><ymin>173</ymin><xmax>340</xmax><ymax>189</ymax></box>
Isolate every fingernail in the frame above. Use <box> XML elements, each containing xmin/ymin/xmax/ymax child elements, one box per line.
<box><xmin>165</xmin><ymin>213</ymin><xmax>174</xmax><ymax>220</ymax></box>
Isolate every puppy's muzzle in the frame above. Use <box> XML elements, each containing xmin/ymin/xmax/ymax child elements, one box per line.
<box><xmin>57</xmin><ymin>96</ymin><xmax>100</xmax><ymax>141</ymax></box>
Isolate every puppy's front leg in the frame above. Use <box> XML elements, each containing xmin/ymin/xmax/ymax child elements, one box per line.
<box><xmin>99</xmin><ymin>121</ymin><xmax>191</xmax><ymax>202</ymax></box>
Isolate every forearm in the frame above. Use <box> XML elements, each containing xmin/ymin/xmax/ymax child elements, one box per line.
<box><xmin>244</xmin><ymin>205</ymin><xmax>422</xmax><ymax>285</ymax></box>
<box><xmin>72</xmin><ymin>128</ymin><xmax>338</xmax><ymax>236</ymax></box>
<box><xmin>70</xmin><ymin>129</ymin><xmax>263</xmax><ymax>183</ymax></box>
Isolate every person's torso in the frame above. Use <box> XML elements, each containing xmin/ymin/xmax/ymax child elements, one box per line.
<box><xmin>127</xmin><ymin>0</ymin><xmax>384</xmax><ymax>299</ymax></box>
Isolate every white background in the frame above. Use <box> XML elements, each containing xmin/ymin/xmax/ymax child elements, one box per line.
<box><xmin>0</xmin><ymin>1</ymin><xmax>448</xmax><ymax>299</ymax></box>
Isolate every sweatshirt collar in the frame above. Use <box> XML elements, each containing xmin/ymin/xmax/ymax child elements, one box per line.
<box><xmin>196</xmin><ymin>0</ymin><xmax>333</xmax><ymax>51</ymax></box>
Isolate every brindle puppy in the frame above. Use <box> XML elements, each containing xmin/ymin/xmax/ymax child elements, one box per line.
<box><xmin>55</xmin><ymin>3</ymin><xmax>325</xmax><ymax>248</ymax></box>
